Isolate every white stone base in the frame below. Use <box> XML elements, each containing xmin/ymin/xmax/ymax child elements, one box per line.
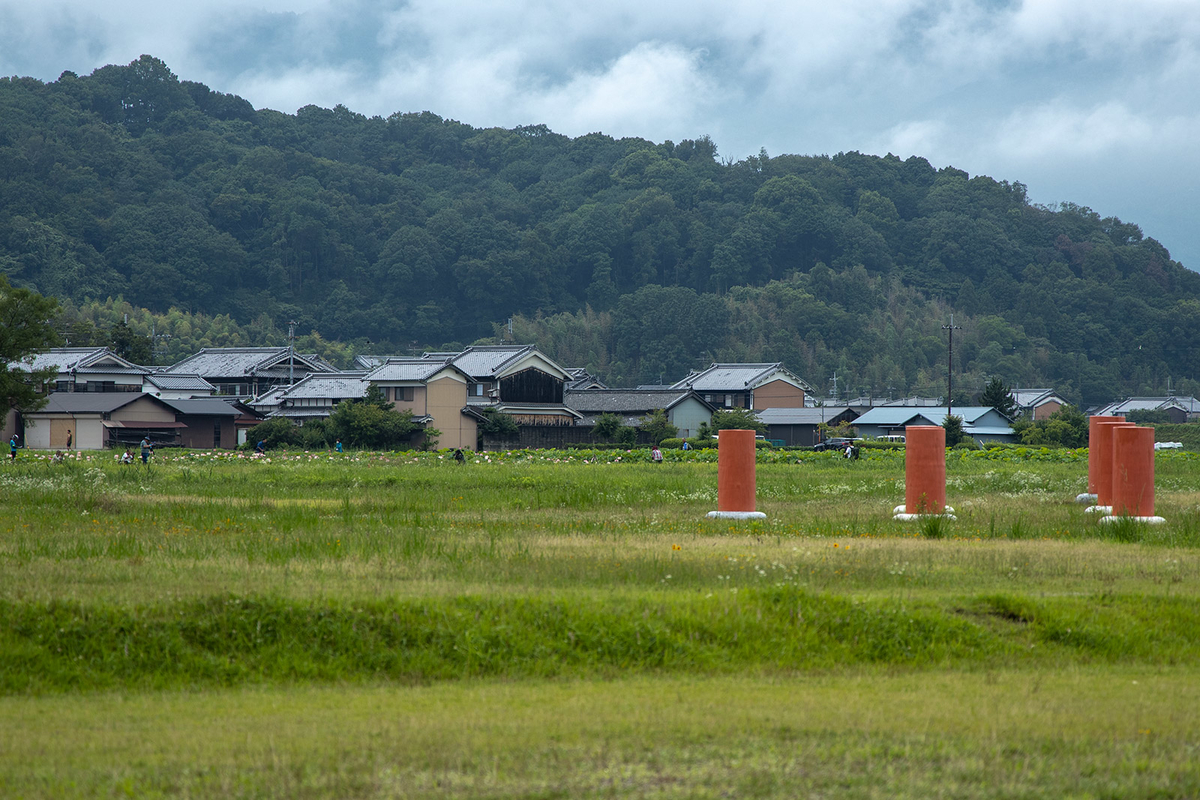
<box><xmin>706</xmin><ymin>510</ymin><xmax>767</xmax><ymax>520</ymax></box>
<box><xmin>893</xmin><ymin>505</ymin><xmax>955</xmax><ymax>515</ymax></box>
<box><xmin>1075</xmin><ymin>493</ymin><xmax>1098</xmax><ymax>505</ymax></box>
<box><xmin>1098</xmin><ymin>515</ymin><xmax>1166</xmax><ymax>525</ymax></box>
<box><xmin>893</xmin><ymin>512</ymin><xmax>957</xmax><ymax>522</ymax></box>
<box><xmin>1084</xmin><ymin>505</ymin><xmax>1112</xmax><ymax>515</ymax></box>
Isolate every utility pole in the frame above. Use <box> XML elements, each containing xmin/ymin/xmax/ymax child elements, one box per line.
<box><xmin>943</xmin><ymin>314</ymin><xmax>961</xmax><ymax>419</ymax></box>
<box><xmin>288</xmin><ymin>320</ymin><xmax>297</xmax><ymax>386</ymax></box>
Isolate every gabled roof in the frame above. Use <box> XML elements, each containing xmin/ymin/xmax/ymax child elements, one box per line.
<box><xmin>366</xmin><ymin>358</ymin><xmax>467</xmax><ymax>383</ymax></box>
<box><xmin>33</xmin><ymin>392</ymin><xmax>170</xmax><ymax>415</ymax></box>
<box><xmin>269</xmin><ymin>372</ymin><xmax>369</xmax><ymax>400</ymax></box>
<box><xmin>670</xmin><ymin>363</ymin><xmax>813</xmax><ymax>393</ymax></box>
<box><xmin>162</xmin><ymin>347</ymin><xmax>331</xmax><ymax>378</ymax></box>
<box><xmin>428</xmin><ymin>345</ymin><xmax>572</xmax><ymax>381</ymax></box>
<box><xmin>1093</xmin><ymin>396</ymin><xmax>1200</xmax><ymax>415</ymax></box>
<box><xmin>144</xmin><ymin>373</ymin><xmax>216</xmax><ymax>393</ymax></box>
<box><xmin>853</xmin><ymin>406</ymin><xmax>1011</xmax><ymax>426</ymax></box>
<box><xmin>563</xmin><ymin>388</ymin><xmax>712</xmax><ymax>415</ymax></box>
<box><xmin>14</xmin><ymin>347</ymin><xmax>146</xmax><ymax>375</ymax></box>
<box><xmin>1012</xmin><ymin>389</ymin><xmax>1066</xmax><ymax>407</ymax></box>
<box><xmin>353</xmin><ymin>354</ymin><xmax>401</xmax><ymax>370</ymax></box>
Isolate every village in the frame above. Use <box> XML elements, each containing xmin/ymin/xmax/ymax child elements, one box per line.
<box><xmin>7</xmin><ymin>344</ymin><xmax>1198</xmax><ymax>453</ymax></box>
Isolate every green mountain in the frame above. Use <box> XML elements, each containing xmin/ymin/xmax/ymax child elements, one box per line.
<box><xmin>3</xmin><ymin>55</ymin><xmax>1199</xmax><ymax>404</ymax></box>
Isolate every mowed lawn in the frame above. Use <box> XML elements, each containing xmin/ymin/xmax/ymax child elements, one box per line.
<box><xmin>2</xmin><ymin>446</ymin><xmax>1199</xmax><ymax>798</ymax></box>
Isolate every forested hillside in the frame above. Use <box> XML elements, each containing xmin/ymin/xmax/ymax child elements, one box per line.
<box><xmin>3</xmin><ymin>56</ymin><xmax>1199</xmax><ymax>404</ymax></box>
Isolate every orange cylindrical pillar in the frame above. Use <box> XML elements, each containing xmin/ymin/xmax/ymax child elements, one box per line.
<box><xmin>903</xmin><ymin>425</ymin><xmax>946</xmax><ymax>515</ymax></box>
<box><xmin>1093</xmin><ymin>420</ymin><xmax>1136</xmax><ymax>509</ymax></box>
<box><xmin>1085</xmin><ymin>415</ymin><xmax>1122</xmax><ymax>497</ymax></box>
<box><xmin>707</xmin><ymin>429</ymin><xmax>765</xmax><ymax>520</ymax></box>
<box><xmin>1111</xmin><ymin>425</ymin><xmax>1155</xmax><ymax>517</ymax></box>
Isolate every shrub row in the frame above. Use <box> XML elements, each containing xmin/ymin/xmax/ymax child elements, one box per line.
<box><xmin>5</xmin><ymin>590</ymin><xmax>1199</xmax><ymax>694</ymax></box>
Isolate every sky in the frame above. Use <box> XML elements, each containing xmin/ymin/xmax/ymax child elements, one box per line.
<box><xmin>3</xmin><ymin>0</ymin><xmax>1198</xmax><ymax>270</ymax></box>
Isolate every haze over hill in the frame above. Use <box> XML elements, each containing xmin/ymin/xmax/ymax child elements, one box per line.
<box><xmin>2</xmin><ymin>56</ymin><xmax>1199</xmax><ymax>405</ymax></box>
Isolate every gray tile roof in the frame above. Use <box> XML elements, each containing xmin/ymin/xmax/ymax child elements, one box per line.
<box><xmin>163</xmin><ymin>347</ymin><xmax>329</xmax><ymax>377</ymax></box>
<box><xmin>670</xmin><ymin>362</ymin><xmax>812</xmax><ymax>393</ymax></box>
<box><xmin>1012</xmin><ymin>389</ymin><xmax>1064</xmax><ymax>407</ymax></box>
<box><xmin>273</xmin><ymin>373</ymin><xmax>369</xmax><ymax>400</ymax></box>
<box><xmin>13</xmin><ymin>347</ymin><xmax>145</xmax><ymax>374</ymax></box>
<box><xmin>564</xmin><ymin>389</ymin><xmax>702</xmax><ymax>414</ymax></box>
<box><xmin>35</xmin><ymin>393</ymin><xmax>163</xmax><ymax>414</ymax></box>
<box><xmin>144</xmin><ymin>374</ymin><xmax>216</xmax><ymax>392</ymax></box>
<box><xmin>366</xmin><ymin>359</ymin><xmax>456</xmax><ymax>382</ymax></box>
<box><xmin>442</xmin><ymin>345</ymin><xmax>535</xmax><ymax>378</ymax></box>
<box><xmin>159</xmin><ymin>398</ymin><xmax>242</xmax><ymax>417</ymax></box>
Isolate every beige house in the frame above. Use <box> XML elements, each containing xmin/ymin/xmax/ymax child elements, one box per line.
<box><xmin>365</xmin><ymin>360</ymin><xmax>476</xmax><ymax>450</ymax></box>
<box><xmin>670</xmin><ymin>363</ymin><xmax>812</xmax><ymax>410</ymax></box>
<box><xmin>22</xmin><ymin>393</ymin><xmax>183</xmax><ymax>450</ymax></box>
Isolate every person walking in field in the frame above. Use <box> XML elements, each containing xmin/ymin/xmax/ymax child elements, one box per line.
<box><xmin>140</xmin><ymin>435</ymin><xmax>153</xmax><ymax>464</ymax></box>
<box><xmin>66</xmin><ymin>429</ymin><xmax>72</xmax><ymax>449</ymax></box>
<box><xmin>335</xmin><ymin>439</ymin><xmax>343</xmax><ymax>453</ymax></box>
<box><xmin>652</xmin><ymin>445</ymin><xmax>663</xmax><ymax>463</ymax></box>
<box><xmin>9</xmin><ymin>434</ymin><xmax>18</xmax><ymax>461</ymax></box>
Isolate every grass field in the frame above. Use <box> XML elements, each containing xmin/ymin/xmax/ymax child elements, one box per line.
<box><xmin>2</xmin><ymin>446</ymin><xmax>1199</xmax><ymax>798</ymax></box>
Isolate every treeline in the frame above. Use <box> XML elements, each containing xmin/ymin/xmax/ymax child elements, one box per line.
<box><xmin>3</xmin><ymin>56</ymin><xmax>1200</xmax><ymax>403</ymax></box>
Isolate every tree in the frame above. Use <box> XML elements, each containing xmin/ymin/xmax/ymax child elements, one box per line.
<box><xmin>327</xmin><ymin>396</ymin><xmax>421</xmax><ymax>449</ymax></box>
<box><xmin>638</xmin><ymin>408</ymin><xmax>677</xmax><ymax>444</ymax></box>
<box><xmin>979</xmin><ymin>376</ymin><xmax>1018</xmax><ymax>418</ymax></box>
<box><xmin>110</xmin><ymin>321</ymin><xmax>152</xmax><ymax>364</ymax></box>
<box><xmin>710</xmin><ymin>407</ymin><xmax>766</xmax><ymax>434</ymax></box>
<box><xmin>0</xmin><ymin>275</ymin><xmax>60</xmax><ymax>415</ymax></box>
<box><xmin>943</xmin><ymin>414</ymin><xmax>966</xmax><ymax>447</ymax></box>
<box><xmin>477</xmin><ymin>407</ymin><xmax>519</xmax><ymax>438</ymax></box>
<box><xmin>592</xmin><ymin>412</ymin><xmax>623</xmax><ymax>442</ymax></box>
<box><xmin>1018</xmin><ymin>405</ymin><xmax>1088</xmax><ymax>448</ymax></box>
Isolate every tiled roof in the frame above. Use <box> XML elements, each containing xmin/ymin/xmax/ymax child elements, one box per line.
<box><xmin>670</xmin><ymin>362</ymin><xmax>812</xmax><ymax>393</ymax></box>
<box><xmin>163</xmin><ymin>347</ymin><xmax>329</xmax><ymax>377</ymax></box>
<box><xmin>1012</xmin><ymin>389</ymin><xmax>1063</xmax><ymax>407</ymax></box>
<box><xmin>273</xmin><ymin>373</ymin><xmax>369</xmax><ymax>400</ymax></box>
<box><xmin>13</xmin><ymin>347</ymin><xmax>145</xmax><ymax>374</ymax></box>
<box><xmin>564</xmin><ymin>389</ymin><xmax>702</xmax><ymax>414</ymax></box>
<box><xmin>35</xmin><ymin>393</ymin><xmax>162</xmax><ymax>414</ymax></box>
<box><xmin>144</xmin><ymin>374</ymin><xmax>216</xmax><ymax>392</ymax></box>
<box><xmin>443</xmin><ymin>345</ymin><xmax>534</xmax><ymax>378</ymax></box>
<box><xmin>366</xmin><ymin>359</ymin><xmax>457</xmax><ymax>382</ymax></box>
<box><xmin>159</xmin><ymin>398</ymin><xmax>242</xmax><ymax>417</ymax></box>
<box><xmin>1094</xmin><ymin>396</ymin><xmax>1200</xmax><ymax>415</ymax></box>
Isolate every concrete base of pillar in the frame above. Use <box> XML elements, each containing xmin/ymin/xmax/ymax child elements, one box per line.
<box><xmin>893</xmin><ymin>512</ymin><xmax>957</xmax><ymax>522</ymax></box>
<box><xmin>706</xmin><ymin>510</ymin><xmax>767</xmax><ymax>520</ymax></box>
<box><xmin>1075</xmin><ymin>492</ymin><xmax>1098</xmax><ymax>504</ymax></box>
<box><xmin>893</xmin><ymin>505</ymin><xmax>955</xmax><ymax>516</ymax></box>
<box><xmin>1098</xmin><ymin>514</ymin><xmax>1166</xmax><ymax>525</ymax></box>
<box><xmin>1085</xmin><ymin>505</ymin><xmax>1112</xmax><ymax>515</ymax></box>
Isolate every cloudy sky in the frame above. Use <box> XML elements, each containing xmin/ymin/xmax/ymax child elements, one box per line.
<box><xmin>3</xmin><ymin>0</ymin><xmax>1198</xmax><ymax>270</ymax></box>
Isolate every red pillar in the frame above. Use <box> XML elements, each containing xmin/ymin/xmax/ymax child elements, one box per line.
<box><xmin>707</xmin><ymin>429</ymin><xmax>765</xmax><ymax>520</ymax></box>
<box><xmin>1111</xmin><ymin>425</ymin><xmax>1156</xmax><ymax>517</ymax></box>
<box><xmin>1086</xmin><ymin>415</ymin><xmax>1122</xmax><ymax>495</ymax></box>
<box><xmin>903</xmin><ymin>425</ymin><xmax>947</xmax><ymax>515</ymax></box>
<box><xmin>1094</xmin><ymin>420</ymin><xmax>1136</xmax><ymax>509</ymax></box>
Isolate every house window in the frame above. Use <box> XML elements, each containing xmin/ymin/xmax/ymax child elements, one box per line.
<box><xmin>724</xmin><ymin>394</ymin><xmax>732</xmax><ymax>407</ymax></box>
<box><xmin>213</xmin><ymin>420</ymin><xmax>222</xmax><ymax>448</ymax></box>
<box><xmin>395</xmin><ymin>387</ymin><xmax>415</xmax><ymax>402</ymax></box>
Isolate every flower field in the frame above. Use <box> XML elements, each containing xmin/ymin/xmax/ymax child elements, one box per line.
<box><xmin>2</xmin><ymin>446</ymin><xmax>1199</xmax><ymax>798</ymax></box>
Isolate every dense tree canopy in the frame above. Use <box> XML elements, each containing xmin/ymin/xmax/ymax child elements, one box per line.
<box><xmin>0</xmin><ymin>275</ymin><xmax>59</xmax><ymax>413</ymax></box>
<box><xmin>3</xmin><ymin>56</ymin><xmax>1200</xmax><ymax>405</ymax></box>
